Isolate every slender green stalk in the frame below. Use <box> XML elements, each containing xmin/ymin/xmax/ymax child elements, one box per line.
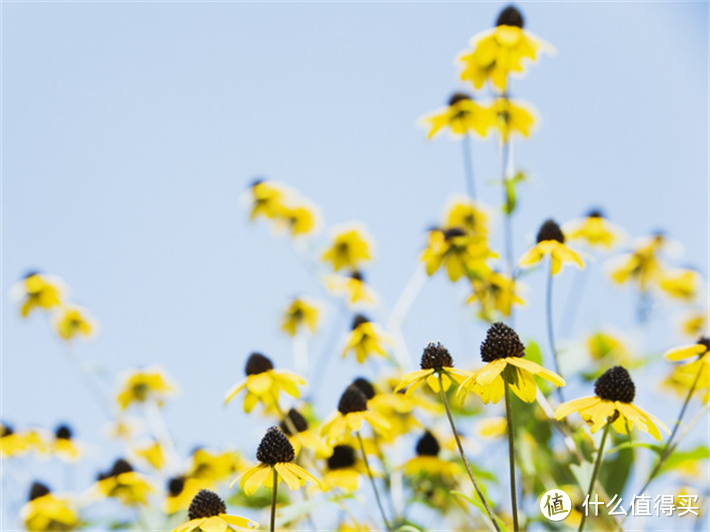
<box><xmin>461</xmin><ymin>132</ymin><xmax>476</xmax><ymax>202</ymax></box>
<box><xmin>357</xmin><ymin>431</ymin><xmax>392</xmax><ymax>532</ymax></box>
<box><xmin>270</xmin><ymin>468</ymin><xmax>278</xmax><ymax>532</ymax></box>
<box><xmin>503</xmin><ymin>382</ymin><xmax>519</xmax><ymax>532</ymax></box>
<box><xmin>579</xmin><ymin>422</ymin><xmax>611</xmax><ymax>532</ymax></box>
<box><xmin>546</xmin><ymin>263</ymin><xmax>564</xmax><ymax>402</ymax></box>
<box><xmin>438</xmin><ymin>373</ymin><xmax>501</xmax><ymax>532</ymax></box>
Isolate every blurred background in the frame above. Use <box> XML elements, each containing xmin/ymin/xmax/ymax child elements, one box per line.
<box><xmin>2</xmin><ymin>1</ymin><xmax>708</xmax><ymax>529</ymax></box>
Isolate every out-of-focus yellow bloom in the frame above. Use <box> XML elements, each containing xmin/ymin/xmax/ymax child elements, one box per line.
<box><xmin>172</xmin><ymin>489</ymin><xmax>257</xmax><ymax>532</ymax></box>
<box><xmin>164</xmin><ymin>476</ymin><xmax>205</xmax><ymax>515</ymax></box>
<box><xmin>280</xmin><ymin>297</ymin><xmax>320</xmax><ymax>337</ymax></box>
<box><xmin>342</xmin><ymin>315</ymin><xmax>392</xmax><ymax>364</ymax></box>
<box><xmin>325</xmin><ymin>271</ymin><xmax>377</xmax><ymax>307</ymax></box>
<box><xmin>52</xmin><ymin>425</ymin><xmax>81</xmax><ymax>463</ymax></box>
<box><xmin>519</xmin><ymin>219</ymin><xmax>584</xmax><ymax>276</ymax></box>
<box><xmin>458</xmin><ymin>323</ymin><xmax>564</xmax><ymax>404</ymax></box>
<box><xmin>659</xmin><ymin>269</ymin><xmax>702</xmax><ymax>302</ymax></box>
<box><xmin>276</xmin><ymin>203</ymin><xmax>319</xmax><ymax>238</ymax></box>
<box><xmin>188</xmin><ymin>448</ymin><xmax>242</xmax><ymax>483</ymax></box>
<box><xmin>395</xmin><ymin>343</ymin><xmax>471</xmax><ymax>397</ymax></box>
<box><xmin>444</xmin><ymin>199</ymin><xmax>490</xmax><ymax>237</ymax></box>
<box><xmin>95</xmin><ymin>459</ymin><xmax>154</xmax><ymax>506</ymax></box>
<box><xmin>320</xmin><ymin>385</ymin><xmax>390</xmax><ymax>444</ymax></box>
<box><xmin>477</xmin><ymin>417</ymin><xmax>507</xmax><ymax>438</ymax></box>
<box><xmin>458</xmin><ymin>6</ymin><xmax>553</xmax><ymax>92</ymax></box>
<box><xmin>247</xmin><ymin>180</ymin><xmax>287</xmax><ymax>221</ymax></box>
<box><xmin>681</xmin><ymin>309</ymin><xmax>709</xmax><ymax>338</ymax></box>
<box><xmin>564</xmin><ymin>210</ymin><xmax>623</xmax><ymax>251</ymax></box>
<box><xmin>133</xmin><ymin>441</ymin><xmax>165</xmax><ymax>471</ymax></box>
<box><xmin>1</xmin><ymin>425</ymin><xmax>46</xmax><ymax>458</ymax></box>
<box><xmin>225</xmin><ymin>353</ymin><xmax>305</xmax><ymax>414</ymax></box>
<box><xmin>104</xmin><ymin>416</ymin><xmax>142</xmax><ymax>441</ymax></box>
<box><xmin>419</xmin><ymin>93</ymin><xmax>495</xmax><ymax>139</ymax></box>
<box><xmin>368</xmin><ymin>386</ymin><xmax>427</xmax><ymax>441</ymax></box>
<box><xmin>421</xmin><ymin>228</ymin><xmax>497</xmax><ymax>282</ymax></box>
<box><xmin>608</xmin><ymin>234</ymin><xmax>666</xmax><ymax>292</ymax></box>
<box><xmin>320</xmin><ymin>444</ymin><xmax>367</xmax><ymax>492</ymax></box>
<box><xmin>12</xmin><ymin>272</ymin><xmax>64</xmax><ymax>318</ymax></box>
<box><xmin>403</xmin><ymin>431</ymin><xmax>462</xmax><ymax>478</ymax></box>
<box><xmin>555</xmin><ymin>366</ymin><xmax>669</xmax><ymax>441</ymax></box>
<box><xmin>586</xmin><ymin>332</ymin><xmax>633</xmax><ymax>363</ymax></box>
<box><xmin>664</xmin><ymin>337</ymin><xmax>709</xmax><ymax>402</ymax></box>
<box><xmin>53</xmin><ymin>305</ymin><xmax>95</xmax><ymax>342</ymax></box>
<box><xmin>116</xmin><ymin>368</ymin><xmax>175</xmax><ymax>411</ymax></box>
<box><xmin>279</xmin><ymin>408</ymin><xmax>332</xmax><ymax>459</ymax></box>
<box><xmin>321</xmin><ymin>225</ymin><xmax>373</xmax><ymax>272</ymax></box>
<box><xmin>234</xmin><ymin>427</ymin><xmax>319</xmax><ymax>496</ymax></box>
<box><xmin>21</xmin><ymin>483</ymin><xmax>80</xmax><ymax>532</ymax></box>
<box><xmin>491</xmin><ymin>97</ymin><xmax>537</xmax><ymax>143</ymax></box>
<box><xmin>467</xmin><ymin>271</ymin><xmax>525</xmax><ymax>318</ymax></box>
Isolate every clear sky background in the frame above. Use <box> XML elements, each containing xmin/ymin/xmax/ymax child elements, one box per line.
<box><xmin>2</xmin><ymin>1</ymin><xmax>708</xmax><ymax>529</ymax></box>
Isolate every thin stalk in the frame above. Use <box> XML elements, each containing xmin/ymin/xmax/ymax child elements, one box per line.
<box><xmin>501</xmin><ymin>137</ymin><xmax>514</xmax><ymax>281</ymax></box>
<box><xmin>546</xmin><ymin>262</ymin><xmax>564</xmax><ymax>402</ymax></box>
<box><xmin>270</xmin><ymin>468</ymin><xmax>278</xmax><ymax>532</ymax></box>
<box><xmin>438</xmin><ymin>373</ymin><xmax>501</xmax><ymax>532</ymax></box>
<box><xmin>357</xmin><ymin>431</ymin><xmax>392</xmax><ymax>532</ymax></box>
<box><xmin>504</xmin><ymin>382</ymin><xmax>519</xmax><ymax>532</ymax></box>
<box><xmin>579</xmin><ymin>422</ymin><xmax>611</xmax><ymax>532</ymax></box>
<box><xmin>461</xmin><ymin>133</ymin><xmax>476</xmax><ymax>202</ymax></box>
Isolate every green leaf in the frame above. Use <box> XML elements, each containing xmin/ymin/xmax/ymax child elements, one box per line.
<box><xmin>607</xmin><ymin>441</ymin><xmax>663</xmax><ymax>455</ymax></box>
<box><xmin>599</xmin><ymin>433</ymin><xmax>634</xmax><ymax>497</ymax></box>
<box><xmin>660</xmin><ymin>445</ymin><xmax>710</xmax><ymax>474</ymax></box>
<box><xmin>525</xmin><ymin>340</ymin><xmax>543</xmax><ymax>365</ymax></box>
<box><xmin>451</xmin><ymin>491</ymin><xmax>509</xmax><ymax>531</ymax></box>
<box><xmin>395</xmin><ymin>526</ymin><xmax>423</xmax><ymax>532</ymax></box>
<box><xmin>570</xmin><ymin>460</ymin><xmax>594</xmax><ymax>491</ymax></box>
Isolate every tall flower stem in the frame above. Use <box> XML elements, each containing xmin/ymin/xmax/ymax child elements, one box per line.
<box><xmin>462</xmin><ymin>133</ymin><xmax>476</xmax><ymax>202</ymax></box>
<box><xmin>579</xmin><ymin>422</ymin><xmax>611</xmax><ymax>532</ymax></box>
<box><xmin>357</xmin><ymin>431</ymin><xmax>392</xmax><ymax>532</ymax></box>
<box><xmin>503</xmin><ymin>382</ymin><xmax>519</xmax><ymax>532</ymax></box>
<box><xmin>438</xmin><ymin>373</ymin><xmax>501</xmax><ymax>532</ymax></box>
<box><xmin>270</xmin><ymin>468</ymin><xmax>278</xmax><ymax>532</ymax></box>
<box><xmin>546</xmin><ymin>262</ymin><xmax>564</xmax><ymax>402</ymax></box>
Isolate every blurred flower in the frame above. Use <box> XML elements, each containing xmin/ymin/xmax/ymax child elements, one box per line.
<box><xmin>279</xmin><ymin>408</ymin><xmax>332</xmax><ymax>459</ymax></box>
<box><xmin>53</xmin><ymin>305</ymin><xmax>96</xmax><ymax>342</ymax></box>
<box><xmin>563</xmin><ymin>210</ymin><xmax>623</xmax><ymax>251</ymax></box>
<box><xmin>280</xmin><ymin>297</ymin><xmax>320</xmax><ymax>337</ymax></box>
<box><xmin>491</xmin><ymin>97</ymin><xmax>537</xmax><ymax>143</ymax></box>
<box><xmin>11</xmin><ymin>272</ymin><xmax>64</xmax><ymax>318</ymax></box>
<box><xmin>659</xmin><ymin>269</ymin><xmax>702</xmax><ymax>302</ymax></box>
<box><xmin>664</xmin><ymin>337</ymin><xmax>709</xmax><ymax>402</ymax></box>
<box><xmin>0</xmin><ymin>424</ymin><xmax>46</xmax><ymax>458</ymax></box>
<box><xmin>466</xmin><ymin>270</ymin><xmax>525</xmax><ymax>318</ymax></box>
<box><xmin>444</xmin><ymin>198</ymin><xmax>490</xmax><ymax>237</ymax></box>
<box><xmin>519</xmin><ymin>219</ymin><xmax>584</xmax><ymax>275</ymax></box>
<box><xmin>320</xmin><ymin>444</ymin><xmax>367</xmax><ymax>492</ymax></box>
<box><xmin>395</xmin><ymin>343</ymin><xmax>470</xmax><ymax>397</ymax></box>
<box><xmin>555</xmin><ymin>366</ymin><xmax>669</xmax><ymax>441</ymax></box>
<box><xmin>188</xmin><ymin>448</ymin><xmax>242</xmax><ymax>483</ymax></box>
<box><xmin>342</xmin><ymin>314</ymin><xmax>392</xmax><ymax>364</ymax></box>
<box><xmin>607</xmin><ymin>233</ymin><xmax>666</xmax><ymax>292</ymax></box>
<box><xmin>234</xmin><ymin>427</ymin><xmax>319</xmax><ymax>496</ymax></box>
<box><xmin>403</xmin><ymin>431</ymin><xmax>461</xmax><ymax>477</ymax></box>
<box><xmin>325</xmin><ymin>271</ymin><xmax>377</xmax><ymax>307</ymax></box>
<box><xmin>421</xmin><ymin>228</ymin><xmax>496</xmax><ymax>282</ymax></box>
<box><xmin>104</xmin><ymin>416</ymin><xmax>143</xmax><ymax>441</ymax></box>
<box><xmin>586</xmin><ymin>332</ymin><xmax>633</xmax><ymax>364</ymax></box>
<box><xmin>133</xmin><ymin>441</ymin><xmax>165</xmax><ymax>471</ymax></box>
<box><xmin>165</xmin><ymin>476</ymin><xmax>204</xmax><ymax>515</ymax></box>
<box><xmin>368</xmin><ymin>377</ymin><xmax>431</xmax><ymax>441</ymax></box>
<box><xmin>681</xmin><ymin>308</ymin><xmax>709</xmax><ymax>338</ymax></box>
<box><xmin>321</xmin><ymin>225</ymin><xmax>373</xmax><ymax>272</ymax></box>
<box><xmin>276</xmin><ymin>202</ymin><xmax>320</xmax><ymax>238</ymax></box>
<box><xmin>320</xmin><ymin>385</ymin><xmax>390</xmax><ymax>444</ymax></box>
<box><xmin>95</xmin><ymin>458</ymin><xmax>154</xmax><ymax>506</ymax></box>
<box><xmin>247</xmin><ymin>180</ymin><xmax>288</xmax><ymax>221</ymax></box>
<box><xmin>458</xmin><ymin>322</ymin><xmax>564</xmax><ymax>404</ymax></box>
<box><xmin>172</xmin><ymin>489</ymin><xmax>257</xmax><ymax>532</ymax></box>
<box><xmin>21</xmin><ymin>482</ymin><xmax>79</xmax><ymax>532</ymax></box>
<box><xmin>116</xmin><ymin>368</ymin><xmax>175</xmax><ymax>411</ymax></box>
<box><xmin>419</xmin><ymin>93</ymin><xmax>495</xmax><ymax>139</ymax></box>
<box><xmin>224</xmin><ymin>353</ymin><xmax>305</xmax><ymax>413</ymax></box>
<box><xmin>52</xmin><ymin>425</ymin><xmax>81</xmax><ymax>463</ymax></box>
<box><xmin>477</xmin><ymin>417</ymin><xmax>507</xmax><ymax>439</ymax></box>
<box><xmin>458</xmin><ymin>5</ymin><xmax>553</xmax><ymax>92</ymax></box>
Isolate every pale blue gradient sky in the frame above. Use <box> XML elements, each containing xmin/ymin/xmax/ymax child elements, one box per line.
<box><xmin>2</xmin><ymin>1</ymin><xmax>708</xmax><ymax>529</ymax></box>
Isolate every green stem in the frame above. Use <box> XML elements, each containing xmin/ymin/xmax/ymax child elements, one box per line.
<box><xmin>357</xmin><ymin>431</ymin><xmax>392</xmax><ymax>532</ymax></box>
<box><xmin>504</xmin><ymin>382</ymin><xmax>519</xmax><ymax>532</ymax></box>
<box><xmin>270</xmin><ymin>468</ymin><xmax>278</xmax><ymax>532</ymax></box>
<box><xmin>579</xmin><ymin>422</ymin><xmax>611</xmax><ymax>532</ymax></box>
<box><xmin>546</xmin><ymin>263</ymin><xmax>564</xmax><ymax>402</ymax></box>
<box><xmin>462</xmin><ymin>132</ymin><xmax>476</xmax><ymax>202</ymax></box>
<box><xmin>438</xmin><ymin>373</ymin><xmax>501</xmax><ymax>532</ymax></box>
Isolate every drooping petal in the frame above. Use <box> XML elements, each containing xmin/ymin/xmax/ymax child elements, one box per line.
<box><xmin>475</xmin><ymin>359</ymin><xmax>507</xmax><ymax>386</ymax></box>
<box><xmin>554</xmin><ymin>396</ymin><xmax>600</xmax><ymax>420</ymax></box>
<box><xmin>665</xmin><ymin>344</ymin><xmax>706</xmax><ymax>361</ymax></box>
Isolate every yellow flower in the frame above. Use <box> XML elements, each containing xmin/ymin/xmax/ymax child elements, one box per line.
<box><xmin>320</xmin><ymin>384</ymin><xmax>391</xmax><ymax>444</ymax></box>
<box><xmin>458</xmin><ymin>322</ymin><xmax>565</xmax><ymax>404</ymax></box>
<box><xmin>280</xmin><ymin>297</ymin><xmax>320</xmax><ymax>337</ymax></box>
<box><xmin>52</xmin><ymin>425</ymin><xmax>81</xmax><ymax>463</ymax></box>
<box><xmin>659</xmin><ymin>269</ymin><xmax>702</xmax><ymax>302</ymax></box>
<box><xmin>607</xmin><ymin>233</ymin><xmax>666</xmax><ymax>292</ymax></box>
<box><xmin>366</xmin><ymin>379</ymin><xmax>430</xmax><ymax>441</ymax></box>
<box><xmin>665</xmin><ymin>337</ymin><xmax>709</xmax><ymax>401</ymax></box>
<box><xmin>224</xmin><ymin>352</ymin><xmax>305</xmax><ymax>413</ymax></box>
<box><xmin>188</xmin><ymin>448</ymin><xmax>242</xmax><ymax>483</ymax></box>
<box><xmin>466</xmin><ymin>270</ymin><xmax>525</xmax><ymax>318</ymax></box>
<box><xmin>662</xmin><ymin>361</ymin><xmax>710</xmax><ymax>404</ymax></box>
<box><xmin>444</xmin><ymin>198</ymin><xmax>490</xmax><ymax>237</ymax></box>
<box><xmin>279</xmin><ymin>408</ymin><xmax>332</xmax><ymax>459</ymax></box>
<box><xmin>420</xmin><ymin>228</ymin><xmax>497</xmax><ymax>282</ymax></box>
<box><xmin>321</xmin><ymin>225</ymin><xmax>373</xmax><ymax>272</ymax></box>
<box><xmin>172</xmin><ymin>489</ymin><xmax>257</xmax><ymax>532</ymax></box>
<box><xmin>477</xmin><ymin>417</ymin><xmax>507</xmax><ymax>439</ymax></box>
<box><xmin>165</xmin><ymin>477</ymin><xmax>206</xmax><ymax>515</ymax></box>
<box><xmin>325</xmin><ymin>271</ymin><xmax>377</xmax><ymax>307</ymax></box>
<box><xmin>133</xmin><ymin>441</ymin><xmax>165</xmax><ymax>470</ymax></box>
<box><xmin>519</xmin><ymin>219</ymin><xmax>585</xmax><ymax>275</ymax></box>
<box><xmin>342</xmin><ymin>314</ymin><xmax>392</xmax><ymax>364</ymax></box>
<box><xmin>12</xmin><ymin>272</ymin><xmax>64</xmax><ymax>318</ymax></box>
<box><xmin>276</xmin><ymin>202</ymin><xmax>319</xmax><ymax>238</ymax></box>
<box><xmin>681</xmin><ymin>309</ymin><xmax>709</xmax><ymax>338</ymax></box>
<box><xmin>555</xmin><ymin>366</ymin><xmax>669</xmax><ymax>441</ymax></box>
<box><xmin>419</xmin><ymin>93</ymin><xmax>495</xmax><ymax>139</ymax></box>
<box><xmin>21</xmin><ymin>483</ymin><xmax>80</xmax><ymax>532</ymax></box>
<box><xmin>402</xmin><ymin>431</ymin><xmax>462</xmax><ymax>478</ymax></box>
<box><xmin>586</xmin><ymin>332</ymin><xmax>633</xmax><ymax>363</ymax></box>
<box><xmin>95</xmin><ymin>459</ymin><xmax>154</xmax><ymax>506</ymax></box>
<box><xmin>53</xmin><ymin>305</ymin><xmax>96</xmax><ymax>342</ymax></box>
<box><xmin>491</xmin><ymin>97</ymin><xmax>537</xmax><ymax>143</ymax></box>
<box><xmin>320</xmin><ymin>444</ymin><xmax>368</xmax><ymax>492</ymax></box>
<box><xmin>234</xmin><ymin>427</ymin><xmax>319</xmax><ymax>496</ymax></box>
<box><xmin>247</xmin><ymin>180</ymin><xmax>288</xmax><ymax>221</ymax></box>
<box><xmin>563</xmin><ymin>210</ymin><xmax>623</xmax><ymax>251</ymax></box>
<box><xmin>394</xmin><ymin>343</ymin><xmax>471</xmax><ymax>397</ymax></box>
<box><xmin>458</xmin><ymin>5</ymin><xmax>553</xmax><ymax>92</ymax></box>
<box><xmin>116</xmin><ymin>368</ymin><xmax>175</xmax><ymax>411</ymax></box>
<box><xmin>0</xmin><ymin>425</ymin><xmax>46</xmax><ymax>458</ymax></box>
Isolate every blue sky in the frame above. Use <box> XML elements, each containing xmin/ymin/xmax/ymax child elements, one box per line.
<box><xmin>2</xmin><ymin>1</ymin><xmax>708</xmax><ymax>528</ymax></box>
